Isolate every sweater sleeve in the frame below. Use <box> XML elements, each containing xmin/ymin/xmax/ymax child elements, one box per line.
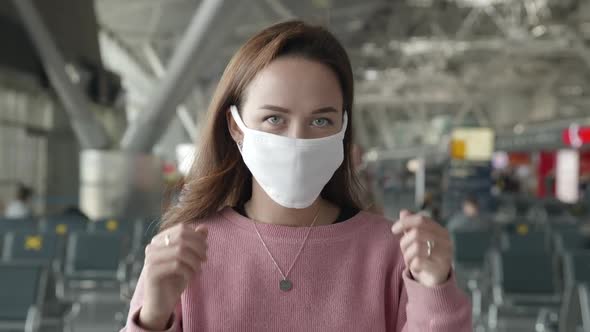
<box><xmin>393</xmin><ymin>266</ymin><xmax>472</xmax><ymax>332</ymax></box>
<box><xmin>120</xmin><ymin>268</ymin><xmax>183</xmax><ymax>332</ymax></box>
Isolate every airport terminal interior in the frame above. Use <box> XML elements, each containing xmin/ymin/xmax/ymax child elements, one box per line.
<box><xmin>1</xmin><ymin>0</ymin><xmax>590</xmax><ymax>331</ymax></box>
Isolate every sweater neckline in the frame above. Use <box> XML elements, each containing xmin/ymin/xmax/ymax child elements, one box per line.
<box><xmin>220</xmin><ymin>206</ymin><xmax>371</xmax><ymax>242</ymax></box>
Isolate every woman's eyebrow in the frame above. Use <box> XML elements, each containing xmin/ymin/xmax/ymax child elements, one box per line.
<box><xmin>311</xmin><ymin>107</ymin><xmax>338</xmax><ymax>115</ymax></box>
<box><xmin>259</xmin><ymin>105</ymin><xmax>290</xmax><ymax>113</ymax></box>
<box><xmin>259</xmin><ymin>105</ymin><xmax>339</xmax><ymax>114</ymax></box>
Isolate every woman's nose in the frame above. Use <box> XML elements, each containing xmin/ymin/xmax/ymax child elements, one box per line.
<box><xmin>286</xmin><ymin>122</ymin><xmax>309</xmax><ymax>139</ymax></box>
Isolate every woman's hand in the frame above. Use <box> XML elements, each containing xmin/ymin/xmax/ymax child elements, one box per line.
<box><xmin>391</xmin><ymin>210</ymin><xmax>452</xmax><ymax>287</ymax></box>
<box><xmin>139</xmin><ymin>223</ymin><xmax>209</xmax><ymax>330</ymax></box>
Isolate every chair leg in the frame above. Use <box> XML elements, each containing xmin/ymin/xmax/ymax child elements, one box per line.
<box><xmin>488</xmin><ymin>304</ymin><xmax>498</xmax><ymax>330</ymax></box>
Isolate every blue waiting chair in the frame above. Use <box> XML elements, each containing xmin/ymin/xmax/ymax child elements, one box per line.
<box><xmin>88</xmin><ymin>218</ymin><xmax>134</xmax><ymax>236</ymax></box>
<box><xmin>0</xmin><ymin>217</ymin><xmax>39</xmax><ymax>234</ymax></box>
<box><xmin>488</xmin><ymin>249</ymin><xmax>561</xmax><ymax>330</ymax></box>
<box><xmin>40</xmin><ymin>216</ymin><xmax>88</xmax><ymax>237</ymax></box>
<box><xmin>555</xmin><ymin>231</ymin><xmax>590</xmax><ymax>253</ymax></box>
<box><xmin>563</xmin><ymin>250</ymin><xmax>590</xmax><ymax>288</ymax></box>
<box><xmin>58</xmin><ymin>232</ymin><xmax>128</xmax><ymax>302</ymax></box>
<box><xmin>2</xmin><ymin>231</ymin><xmax>79</xmax><ymax>331</ymax></box>
<box><xmin>500</xmin><ymin>230</ymin><xmax>550</xmax><ymax>253</ymax></box>
<box><xmin>2</xmin><ymin>231</ymin><xmax>59</xmax><ymax>265</ymax></box>
<box><xmin>0</xmin><ymin>262</ymin><xmax>47</xmax><ymax>332</ymax></box>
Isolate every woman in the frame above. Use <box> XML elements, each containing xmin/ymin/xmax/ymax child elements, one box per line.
<box><xmin>123</xmin><ymin>20</ymin><xmax>471</xmax><ymax>331</ymax></box>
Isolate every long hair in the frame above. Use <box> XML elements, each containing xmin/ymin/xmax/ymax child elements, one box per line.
<box><xmin>160</xmin><ymin>20</ymin><xmax>365</xmax><ymax>231</ymax></box>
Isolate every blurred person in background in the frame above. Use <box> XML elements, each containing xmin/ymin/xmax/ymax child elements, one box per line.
<box><xmin>446</xmin><ymin>196</ymin><xmax>485</xmax><ymax>232</ymax></box>
<box><xmin>495</xmin><ymin>167</ymin><xmax>521</xmax><ymax>194</ymax></box>
<box><xmin>61</xmin><ymin>205</ymin><xmax>89</xmax><ymax>220</ymax></box>
<box><xmin>4</xmin><ymin>183</ymin><xmax>33</xmax><ymax>218</ymax></box>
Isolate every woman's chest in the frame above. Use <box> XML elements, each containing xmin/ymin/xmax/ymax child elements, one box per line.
<box><xmin>179</xmin><ymin>234</ymin><xmax>392</xmax><ymax>331</ymax></box>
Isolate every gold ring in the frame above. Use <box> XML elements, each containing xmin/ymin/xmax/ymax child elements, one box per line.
<box><xmin>164</xmin><ymin>234</ymin><xmax>170</xmax><ymax>247</ymax></box>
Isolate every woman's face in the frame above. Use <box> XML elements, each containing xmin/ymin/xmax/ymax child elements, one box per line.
<box><xmin>230</xmin><ymin>56</ymin><xmax>344</xmax><ymax>140</ymax></box>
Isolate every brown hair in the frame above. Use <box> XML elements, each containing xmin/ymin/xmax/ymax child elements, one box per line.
<box><xmin>160</xmin><ymin>20</ymin><xmax>365</xmax><ymax>231</ymax></box>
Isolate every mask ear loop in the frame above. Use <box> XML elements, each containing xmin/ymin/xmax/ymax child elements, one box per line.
<box><xmin>230</xmin><ymin>105</ymin><xmax>247</xmax><ymax>151</ymax></box>
<box><xmin>341</xmin><ymin>111</ymin><xmax>349</xmax><ymax>134</ymax></box>
<box><xmin>230</xmin><ymin>105</ymin><xmax>249</xmax><ymax>131</ymax></box>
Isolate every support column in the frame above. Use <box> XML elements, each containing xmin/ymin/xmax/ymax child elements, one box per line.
<box><xmin>415</xmin><ymin>157</ymin><xmax>425</xmax><ymax>208</ymax></box>
<box><xmin>12</xmin><ymin>0</ymin><xmax>110</xmax><ymax>150</ymax></box>
<box><xmin>142</xmin><ymin>44</ymin><xmax>199</xmax><ymax>143</ymax></box>
<box><xmin>121</xmin><ymin>0</ymin><xmax>225</xmax><ymax>153</ymax></box>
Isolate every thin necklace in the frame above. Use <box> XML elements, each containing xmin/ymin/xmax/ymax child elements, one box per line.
<box><xmin>248</xmin><ymin>204</ymin><xmax>321</xmax><ymax>292</ymax></box>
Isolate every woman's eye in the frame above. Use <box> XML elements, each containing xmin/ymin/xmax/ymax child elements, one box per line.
<box><xmin>312</xmin><ymin>118</ymin><xmax>332</xmax><ymax>127</ymax></box>
<box><xmin>265</xmin><ymin>116</ymin><xmax>283</xmax><ymax>125</ymax></box>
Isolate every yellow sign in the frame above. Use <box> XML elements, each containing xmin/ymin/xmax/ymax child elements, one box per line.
<box><xmin>24</xmin><ymin>236</ymin><xmax>43</xmax><ymax>251</ymax></box>
<box><xmin>451</xmin><ymin>140</ymin><xmax>466</xmax><ymax>159</ymax></box>
<box><xmin>451</xmin><ymin>128</ymin><xmax>495</xmax><ymax>161</ymax></box>
<box><xmin>516</xmin><ymin>224</ymin><xmax>529</xmax><ymax>235</ymax></box>
<box><xmin>106</xmin><ymin>219</ymin><xmax>119</xmax><ymax>232</ymax></box>
<box><xmin>56</xmin><ymin>224</ymin><xmax>68</xmax><ymax>235</ymax></box>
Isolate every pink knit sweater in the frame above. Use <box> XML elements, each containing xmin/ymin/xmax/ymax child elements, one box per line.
<box><xmin>123</xmin><ymin>207</ymin><xmax>471</xmax><ymax>331</ymax></box>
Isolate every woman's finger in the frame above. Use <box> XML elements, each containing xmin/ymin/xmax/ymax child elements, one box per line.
<box><xmin>402</xmin><ymin>238</ymin><xmax>452</xmax><ymax>269</ymax></box>
<box><xmin>146</xmin><ymin>243</ymin><xmax>204</xmax><ymax>275</ymax></box>
<box><xmin>400</xmin><ymin>228</ymin><xmax>439</xmax><ymax>252</ymax></box>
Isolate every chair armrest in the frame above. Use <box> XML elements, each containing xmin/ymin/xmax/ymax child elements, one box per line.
<box><xmin>492</xmin><ymin>284</ymin><xmax>504</xmax><ymax>306</ymax></box>
<box><xmin>63</xmin><ymin>301</ymin><xmax>81</xmax><ymax>324</ymax></box>
<box><xmin>488</xmin><ymin>303</ymin><xmax>498</xmax><ymax>329</ymax></box>
<box><xmin>55</xmin><ymin>273</ymin><xmax>66</xmax><ymax>301</ymax></box>
<box><xmin>117</xmin><ymin>261</ymin><xmax>128</xmax><ymax>282</ymax></box>
<box><xmin>25</xmin><ymin>306</ymin><xmax>41</xmax><ymax>332</ymax></box>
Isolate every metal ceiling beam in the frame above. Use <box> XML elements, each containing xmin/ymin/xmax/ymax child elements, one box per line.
<box><xmin>483</xmin><ymin>5</ymin><xmax>514</xmax><ymax>38</ymax></box>
<box><xmin>101</xmin><ymin>30</ymin><xmax>199</xmax><ymax>144</ymax></box>
<box><xmin>456</xmin><ymin>8</ymin><xmax>483</xmax><ymax>39</ymax></box>
<box><xmin>12</xmin><ymin>0</ymin><xmax>110</xmax><ymax>150</ymax></box>
<box><xmin>327</xmin><ymin>2</ymin><xmax>390</xmax><ymax>18</ymax></box>
<box><xmin>365</xmin><ymin>144</ymin><xmax>446</xmax><ymax>162</ymax></box>
<box><xmin>473</xmin><ymin>105</ymin><xmax>491</xmax><ymax>126</ymax></box>
<box><xmin>99</xmin><ymin>31</ymin><xmax>155</xmax><ymax>98</ymax></box>
<box><xmin>571</xmin><ymin>31</ymin><xmax>590</xmax><ymax>69</ymax></box>
<box><xmin>451</xmin><ymin>101</ymin><xmax>476</xmax><ymax>127</ymax></box>
<box><xmin>142</xmin><ymin>44</ymin><xmax>198</xmax><ymax>142</ymax></box>
<box><xmin>355</xmin><ymin>94</ymin><xmax>480</xmax><ymax>106</ymax></box>
<box><xmin>182</xmin><ymin>1</ymin><xmax>246</xmax><ymax>81</ymax></box>
<box><xmin>96</xmin><ymin>0</ymin><xmax>189</xmax><ymax>17</ymax></box>
<box><xmin>261</xmin><ymin>0</ymin><xmax>295</xmax><ymax>20</ymax></box>
<box><xmin>121</xmin><ymin>0</ymin><xmax>225</xmax><ymax>152</ymax></box>
<box><xmin>387</xmin><ymin>37</ymin><xmax>572</xmax><ymax>56</ymax></box>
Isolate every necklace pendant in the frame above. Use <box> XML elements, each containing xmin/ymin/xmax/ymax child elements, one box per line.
<box><xmin>279</xmin><ymin>279</ymin><xmax>293</xmax><ymax>292</ymax></box>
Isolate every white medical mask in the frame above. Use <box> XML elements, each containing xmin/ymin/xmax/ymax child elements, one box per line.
<box><xmin>230</xmin><ymin>105</ymin><xmax>348</xmax><ymax>209</ymax></box>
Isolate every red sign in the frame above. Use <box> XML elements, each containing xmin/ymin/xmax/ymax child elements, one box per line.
<box><xmin>562</xmin><ymin>125</ymin><xmax>590</xmax><ymax>147</ymax></box>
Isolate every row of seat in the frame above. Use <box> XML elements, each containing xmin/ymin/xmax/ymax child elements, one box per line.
<box><xmin>0</xmin><ymin>262</ymin><xmax>48</xmax><ymax>332</ymax></box>
<box><xmin>0</xmin><ymin>216</ymin><xmax>137</xmax><ymax>235</ymax></box>
<box><xmin>451</xmin><ymin>220</ymin><xmax>590</xmax><ymax>331</ymax></box>
<box><xmin>0</xmin><ymin>216</ymin><xmax>161</xmax><ymax>331</ymax></box>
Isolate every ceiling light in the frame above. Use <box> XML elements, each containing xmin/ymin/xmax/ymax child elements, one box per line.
<box><xmin>513</xmin><ymin>123</ymin><xmax>525</xmax><ymax>135</ymax></box>
<box><xmin>532</xmin><ymin>25</ymin><xmax>547</xmax><ymax>37</ymax></box>
<box><xmin>364</xmin><ymin>69</ymin><xmax>379</xmax><ymax>81</ymax></box>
